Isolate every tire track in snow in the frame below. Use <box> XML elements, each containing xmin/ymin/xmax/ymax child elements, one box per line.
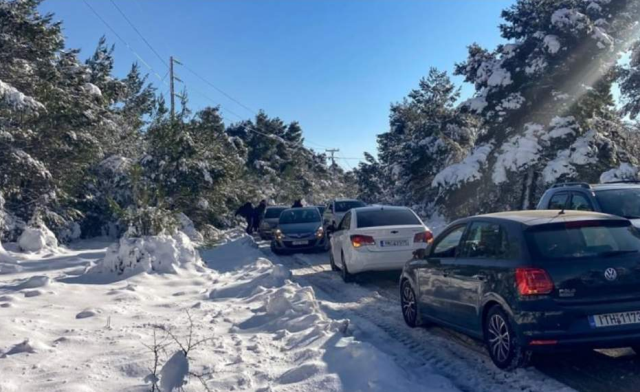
<box><xmin>261</xmin><ymin>246</ymin><xmax>573</xmax><ymax>392</ymax></box>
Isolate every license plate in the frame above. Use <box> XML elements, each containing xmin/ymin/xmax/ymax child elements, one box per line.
<box><xmin>292</xmin><ymin>240</ymin><xmax>308</xmax><ymax>246</ymax></box>
<box><xmin>380</xmin><ymin>240</ymin><xmax>409</xmax><ymax>247</ymax></box>
<box><xmin>589</xmin><ymin>311</ymin><xmax>640</xmax><ymax>328</ymax></box>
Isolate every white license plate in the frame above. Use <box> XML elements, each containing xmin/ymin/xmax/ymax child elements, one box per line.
<box><xmin>292</xmin><ymin>240</ymin><xmax>309</xmax><ymax>246</ymax></box>
<box><xmin>381</xmin><ymin>240</ymin><xmax>409</xmax><ymax>247</ymax></box>
<box><xmin>589</xmin><ymin>311</ymin><xmax>640</xmax><ymax>328</ymax></box>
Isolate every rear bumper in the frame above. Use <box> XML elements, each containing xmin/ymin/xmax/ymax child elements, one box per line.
<box><xmin>513</xmin><ymin>303</ymin><xmax>640</xmax><ymax>350</ymax></box>
<box><xmin>348</xmin><ymin>249</ymin><xmax>416</xmax><ymax>274</ymax></box>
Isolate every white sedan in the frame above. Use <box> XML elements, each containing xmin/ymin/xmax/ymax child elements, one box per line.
<box><xmin>329</xmin><ymin>206</ymin><xmax>433</xmax><ymax>282</ymax></box>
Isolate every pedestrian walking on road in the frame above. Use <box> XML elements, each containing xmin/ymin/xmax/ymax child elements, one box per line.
<box><xmin>235</xmin><ymin>202</ymin><xmax>254</xmax><ymax>234</ymax></box>
<box><xmin>291</xmin><ymin>199</ymin><xmax>303</xmax><ymax>208</ymax></box>
<box><xmin>252</xmin><ymin>200</ymin><xmax>267</xmax><ymax>232</ymax></box>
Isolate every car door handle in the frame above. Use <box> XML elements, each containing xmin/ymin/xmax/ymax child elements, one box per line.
<box><xmin>472</xmin><ymin>274</ymin><xmax>487</xmax><ymax>281</ymax></box>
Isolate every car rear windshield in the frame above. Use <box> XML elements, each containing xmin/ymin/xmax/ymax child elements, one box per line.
<box><xmin>279</xmin><ymin>209</ymin><xmax>321</xmax><ymax>224</ymax></box>
<box><xmin>595</xmin><ymin>189</ymin><xmax>640</xmax><ymax>219</ymax></box>
<box><xmin>334</xmin><ymin>201</ymin><xmax>365</xmax><ymax>213</ymax></box>
<box><xmin>526</xmin><ymin>220</ymin><xmax>640</xmax><ymax>260</ymax></box>
<box><xmin>356</xmin><ymin>209</ymin><xmax>421</xmax><ymax>228</ymax></box>
<box><xmin>264</xmin><ymin>207</ymin><xmax>287</xmax><ymax>219</ymax></box>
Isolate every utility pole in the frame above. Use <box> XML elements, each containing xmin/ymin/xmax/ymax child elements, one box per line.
<box><xmin>169</xmin><ymin>56</ymin><xmax>183</xmax><ymax>119</ymax></box>
<box><xmin>170</xmin><ymin>56</ymin><xmax>175</xmax><ymax>119</ymax></box>
<box><xmin>326</xmin><ymin>148</ymin><xmax>339</xmax><ymax>171</ymax></box>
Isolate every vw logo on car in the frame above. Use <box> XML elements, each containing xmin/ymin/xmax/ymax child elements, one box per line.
<box><xmin>604</xmin><ymin>267</ymin><xmax>618</xmax><ymax>282</ymax></box>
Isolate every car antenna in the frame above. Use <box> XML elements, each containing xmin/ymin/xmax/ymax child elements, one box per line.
<box><xmin>558</xmin><ymin>206</ymin><xmax>566</xmax><ymax>215</ymax></box>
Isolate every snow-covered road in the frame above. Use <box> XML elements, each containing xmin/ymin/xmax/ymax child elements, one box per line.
<box><xmin>263</xmin><ymin>244</ymin><xmax>640</xmax><ymax>392</ymax></box>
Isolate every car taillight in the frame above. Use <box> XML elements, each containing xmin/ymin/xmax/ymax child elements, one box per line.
<box><xmin>351</xmin><ymin>235</ymin><xmax>375</xmax><ymax>248</ymax></box>
<box><xmin>413</xmin><ymin>230</ymin><xmax>434</xmax><ymax>244</ymax></box>
<box><xmin>515</xmin><ymin>268</ymin><xmax>554</xmax><ymax>296</ymax></box>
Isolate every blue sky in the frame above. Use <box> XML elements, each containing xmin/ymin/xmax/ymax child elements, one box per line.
<box><xmin>40</xmin><ymin>0</ymin><xmax>514</xmax><ymax>168</ymax></box>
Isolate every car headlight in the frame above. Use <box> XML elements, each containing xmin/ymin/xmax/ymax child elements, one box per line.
<box><xmin>315</xmin><ymin>227</ymin><xmax>324</xmax><ymax>239</ymax></box>
<box><xmin>274</xmin><ymin>229</ymin><xmax>283</xmax><ymax>240</ymax></box>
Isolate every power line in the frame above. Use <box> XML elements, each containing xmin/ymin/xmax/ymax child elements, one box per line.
<box><xmin>82</xmin><ymin>0</ymin><xmax>167</xmax><ymax>86</ymax></box>
<box><xmin>181</xmin><ymin>62</ymin><xmax>258</xmax><ymax>115</ymax></box>
<box><xmin>83</xmin><ymin>0</ymin><xmax>331</xmax><ymax>154</ymax></box>
<box><xmin>108</xmin><ymin>0</ymin><xmax>169</xmax><ymax>68</ymax></box>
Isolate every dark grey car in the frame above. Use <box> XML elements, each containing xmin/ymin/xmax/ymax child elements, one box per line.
<box><xmin>259</xmin><ymin>206</ymin><xmax>288</xmax><ymax>240</ymax></box>
<box><xmin>271</xmin><ymin>207</ymin><xmax>328</xmax><ymax>254</ymax></box>
<box><xmin>400</xmin><ymin>210</ymin><xmax>640</xmax><ymax>370</ymax></box>
<box><xmin>537</xmin><ymin>181</ymin><xmax>640</xmax><ymax>228</ymax></box>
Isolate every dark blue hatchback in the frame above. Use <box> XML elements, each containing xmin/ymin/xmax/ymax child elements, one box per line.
<box><xmin>400</xmin><ymin>210</ymin><xmax>640</xmax><ymax>370</ymax></box>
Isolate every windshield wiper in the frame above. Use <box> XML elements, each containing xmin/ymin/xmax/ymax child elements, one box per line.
<box><xmin>600</xmin><ymin>250</ymin><xmax>639</xmax><ymax>257</ymax></box>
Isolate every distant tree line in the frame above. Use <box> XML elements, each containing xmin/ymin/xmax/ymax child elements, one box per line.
<box><xmin>0</xmin><ymin>0</ymin><xmax>352</xmax><ymax>244</ymax></box>
<box><xmin>354</xmin><ymin>0</ymin><xmax>640</xmax><ymax>221</ymax></box>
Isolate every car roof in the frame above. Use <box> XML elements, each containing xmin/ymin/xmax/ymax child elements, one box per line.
<box><xmin>466</xmin><ymin>210</ymin><xmax>627</xmax><ymax>227</ymax></box>
<box><xmin>549</xmin><ymin>182</ymin><xmax>640</xmax><ymax>192</ymax></box>
<box><xmin>352</xmin><ymin>205</ymin><xmax>411</xmax><ymax>213</ymax></box>
<box><xmin>283</xmin><ymin>207</ymin><xmax>320</xmax><ymax>212</ymax></box>
<box><xmin>266</xmin><ymin>205</ymin><xmax>287</xmax><ymax>209</ymax></box>
<box><xmin>333</xmin><ymin>198</ymin><xmax>362</xmax><ymax>202</ymax></box>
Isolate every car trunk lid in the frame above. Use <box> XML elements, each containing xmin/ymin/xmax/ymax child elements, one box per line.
<box><xmin>526</xmin><ymin>220</ymin><xmax>640</xmax><ymax>303</ymax></box>
<box><xmin>353</xmin><ymin>225</ymin><xmax>424</xmax><ymax>252</ymax></box>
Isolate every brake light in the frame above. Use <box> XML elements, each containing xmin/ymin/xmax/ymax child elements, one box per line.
<box><xmin>516</xmin><ymin>268</ymin><xmax>554</xmax><ymax>295</ymax></box>
<box><xmin>413</xmin><ymin>230</ymin><xmax>434</xmax><ymax>244</ymax></box>
<box><xmin>564</xmin><ymin>220</ymin><xmax>602</xmax><ymax>229</ymax></box>
<box><xmin>351</xmin><ymin>235</ymin><xmax>375</xmax><ymax>248</ymax></box>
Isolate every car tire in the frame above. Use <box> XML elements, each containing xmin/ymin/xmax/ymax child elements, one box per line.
<box><xmin>329</xmin><ymin>251</ymin><xmax>339</xmax><ymax>271</ymax></box>
<box><xmin>484</xmin><ymin>306</ymin><xmax>531</xmax><ymax>371</ymax></box>
<box><xmin>341</xmin><ymin>252</ymin><xmax>355</xmax><ymax>283</ymax></box>
<box><xmin>400</xmin><ymin>279</ymin><xmax>421</xmax><ymax>328</ymax></box>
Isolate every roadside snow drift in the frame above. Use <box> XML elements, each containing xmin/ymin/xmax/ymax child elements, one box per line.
<box><xmin>0</xmin><ymin>234</ymin><xmax>463</xmax><ymax>391</ymax></box>
<box><xmin>89</xmin><ymin>232</ymin><xmax>201</xmax><ymax>276</ymax></box>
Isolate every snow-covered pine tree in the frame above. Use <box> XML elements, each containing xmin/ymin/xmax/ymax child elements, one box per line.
<box><xmin>375</xmin><ymin>68</ymin><xmax>481</xmax><ymax>214</ymax></box>
<box><xmin>431</xmin><ymin>0</ymin><xmax>640</xmax><ymax>220</ymax></box>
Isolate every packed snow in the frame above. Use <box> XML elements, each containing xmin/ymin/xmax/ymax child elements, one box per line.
<box><xmin>18</xmin><ymin>225</ymin><xmax>59</xmax><ymax>253</ymax></box>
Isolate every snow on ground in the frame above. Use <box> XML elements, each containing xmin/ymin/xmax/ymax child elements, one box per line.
<box><xmin>0</xmin><ymin>234</ymin><xmax>469</xmax><ymax>392</ymax></box>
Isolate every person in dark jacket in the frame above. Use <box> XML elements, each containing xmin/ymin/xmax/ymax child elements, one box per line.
<box><xmin>235</xmin><ymin>202</ymin><xmax>254</xmax><ymax>234</ymax></box>
<box><xmin>291</xmin><ymin>199</ymin><xmax>303</xmax><ymax>208</ymax></box>
<box><xmin>252</xmin><ymin>200</ymin><xmax>267</xmax><ymax>232</ymax></box>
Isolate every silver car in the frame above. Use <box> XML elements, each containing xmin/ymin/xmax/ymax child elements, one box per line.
<box><xmin>259</xmin><ymin>206</ymin><xmax>288</xmax><ymax>240</ymax></box>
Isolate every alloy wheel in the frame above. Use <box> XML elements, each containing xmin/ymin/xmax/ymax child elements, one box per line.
<box><xmin>488</xmin><ymin>313</ymin><xmax>511</xmax><ymax>364</ymax></box>
<box><xmin>401</xmin><ymin>282</ymin><xmax>417</xmax><ymax>327</ymax></box>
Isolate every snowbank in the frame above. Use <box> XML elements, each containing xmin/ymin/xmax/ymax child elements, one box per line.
<box><xmin>203</xmin><ymin>236</ymin><xmax>457</xmax><ymax>392</ymax></box>
<box><xmin>176</xmin><ymin>213</ymin><xmax>204</xmax><ymax>243</ymax></box>
<box><xmin>18</xmin><ymin>225</ymin><xmax>58</xmax><ymax>253</ymax></box>
<box><xmin>200</xmin><ymin>234</ymin><xmax>263</xmax><ymax>273</ymax></box>
<box><xmin>89</xmin><ymin>232</ymin><xmax>201</xmax><ymax>276</ymax></box>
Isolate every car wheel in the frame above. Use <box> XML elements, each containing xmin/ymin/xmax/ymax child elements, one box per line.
<box><xmin>329</xmin><ymin>251</ymin><xmax>339</xmax><ymax>271</ymax></box>
<box><xmin>400</xmin><ymin>280</ymin><xmax>420</xmax><ymax>328</ymax></box>
<box><xmin>484</xmin><ymin>306</ymin><xmax>531</xmax><ymax>371</ymax></box>
<box><xmin>341</xmin><ymin>252</ymin><xmax>355</xmax><ymax>283</ymax></box>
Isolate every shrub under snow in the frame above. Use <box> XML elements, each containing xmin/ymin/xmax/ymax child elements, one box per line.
<box><xmin>90</xmin><ymin>232</ymin><xmax>201</xmax><ymax>276</ymax></box>
<box><xmin>18</xmin><ymin>225</ymin><xmax>58</xmax><ymax>253</ymax></box>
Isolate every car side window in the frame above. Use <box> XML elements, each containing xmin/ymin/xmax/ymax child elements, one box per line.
<box><xmin>431</xmin><ymin>225</ymin><xmax>466</xmax><ymax>258</ymax></box>
<box><xmin>569</xmin><ymin>193</ymin><xmax>593</xmax><ymax>211</ymax></box>
<box><xmin>459</xmin><ymin>222</ymin><xmax>514</xmax><ymax>259</ymax></box>
<box><xmin>338</xmin><ymin>211</ymin><xmax>351</xmax><ymax>231</ymax></box>
<box><xmin>548</xmin><ymin>193</ymin><xmax>569</xmax><ymax>209</ymax></box>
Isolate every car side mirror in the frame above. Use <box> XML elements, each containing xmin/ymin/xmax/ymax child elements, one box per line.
<box><xmin>413</xmin><ymin>248</ymin><xmax>427</xmax><ymax>260</ymax></box>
